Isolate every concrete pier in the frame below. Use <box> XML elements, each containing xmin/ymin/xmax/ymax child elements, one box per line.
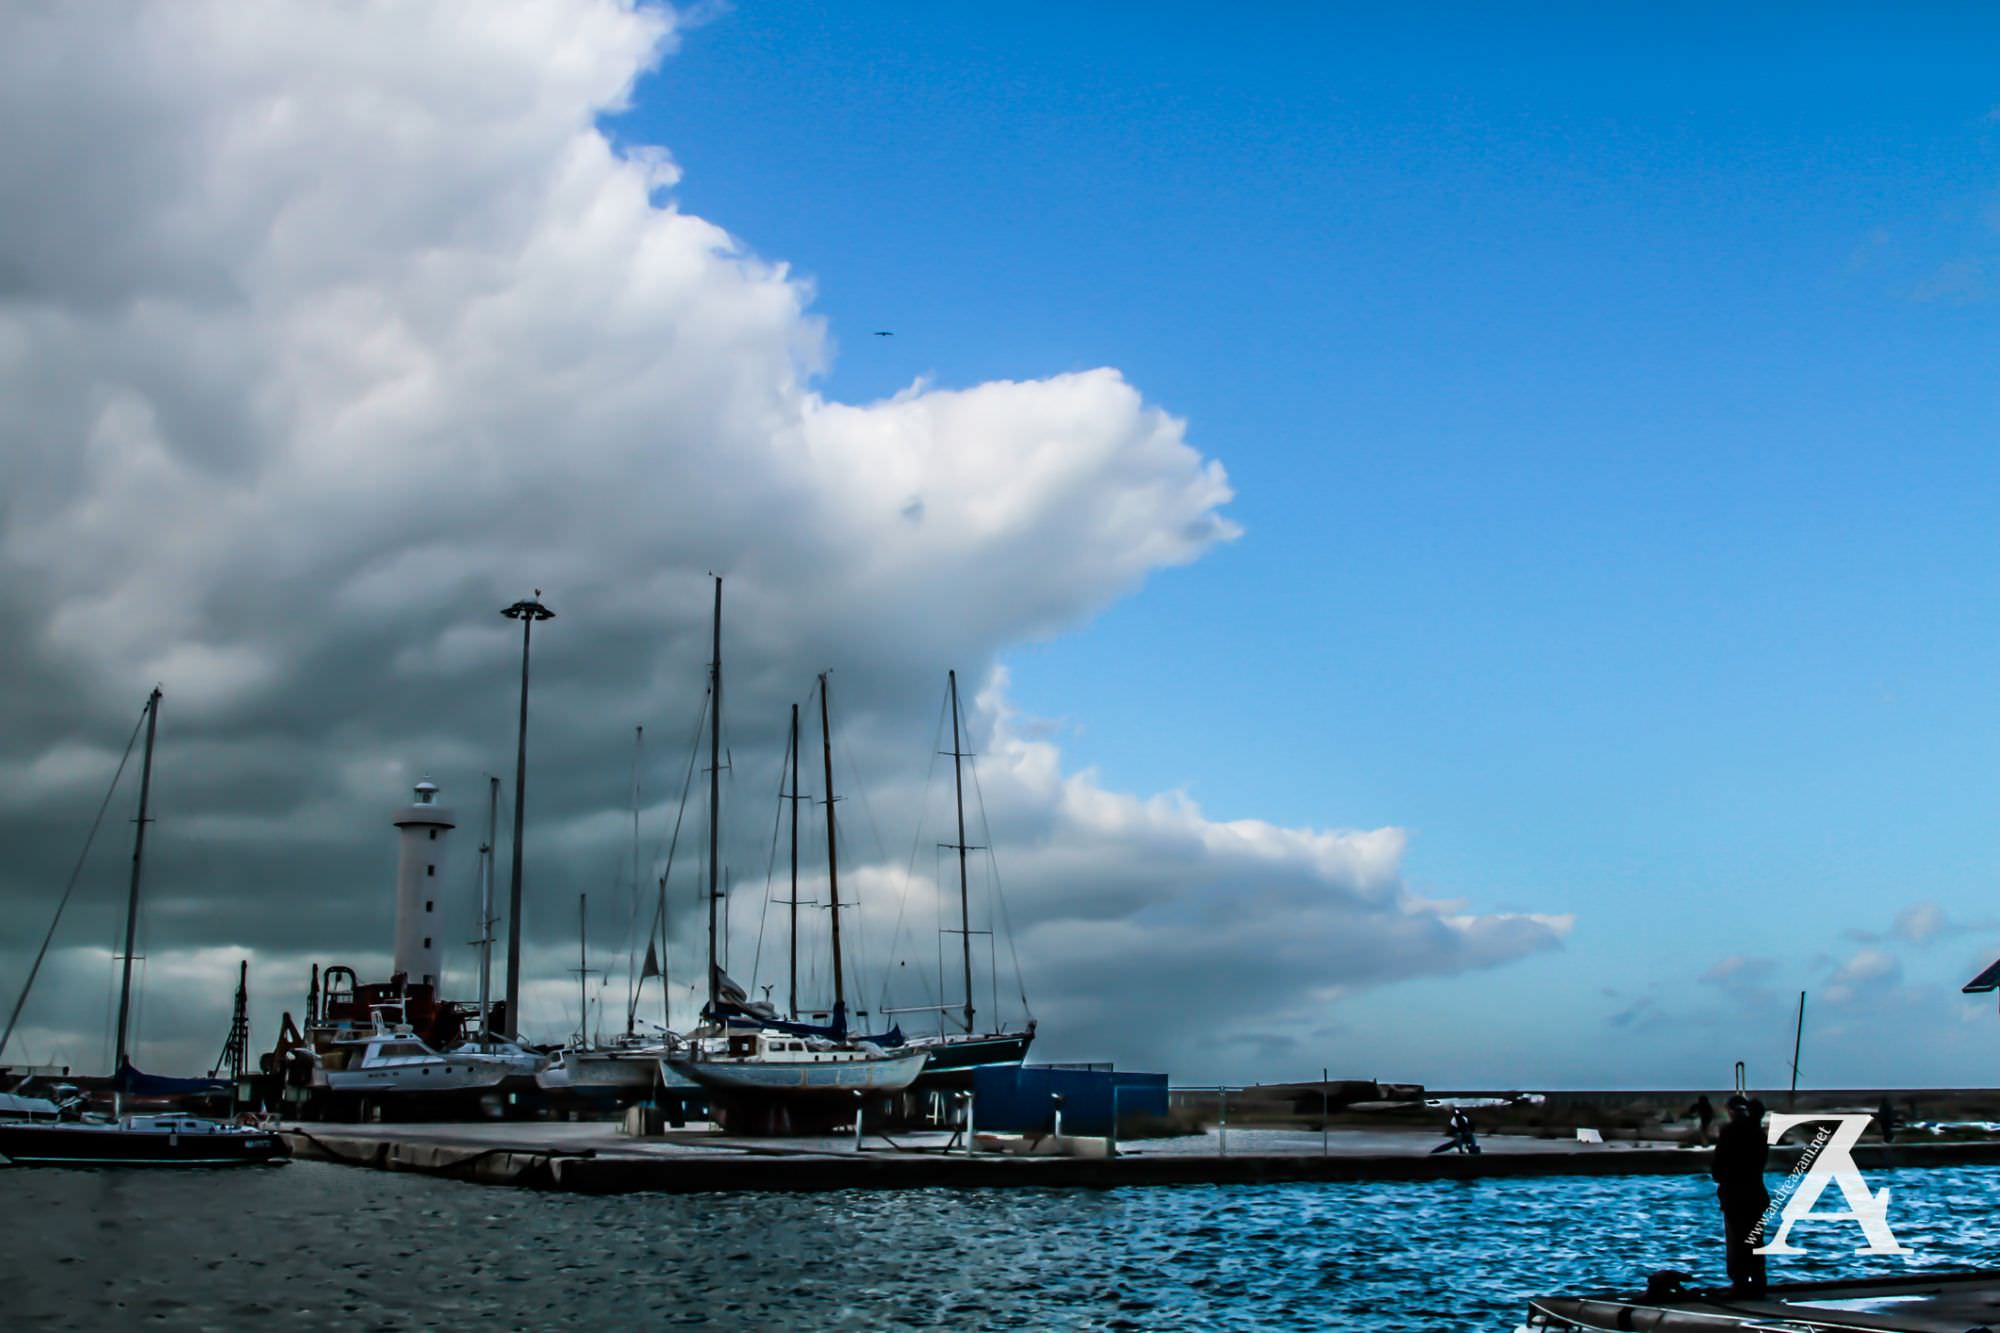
<box><xmin>277</xmin><ymin>1122</ymin><xmax>2000</xmax><ymax>1194</ymax></box>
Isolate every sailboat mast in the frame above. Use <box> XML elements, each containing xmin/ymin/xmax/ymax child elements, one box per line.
<box><xmin>706</xmin><ymin>576</ymin><xmax>722</xmax><ymax>1013</ymax></box>
<box><xmin>658</xmin><ymin>873</ymin><xmax>670</xmax><ymax>1031</ymax></box>
<box><xmin>627</xmin><ymin>723</ymin><xmax>641</xmax><ymax>1036</ymax></box>
<box><xmin>577</xmin><ymin>893</ymin><xmax>588</xmax><ymax>1044</ymax></box>
<box><xmin>113</xmin><ymin>688</ymin><xmax>160</xmax><ymax>1079</ymax></box>
<box><xmin>818</xmin><ymin>673</ymin><xmax>845</xmax><ymax>1013</ymax></box>
<box><xmin>948</xmin><ymin>670</ymin><xmax>975</xmax><ymax>1036</ymax></box>
<box><xmin>788</xmin><ymin>701</ymin><xmax>800</xmax><ymax>1021</ymax></box>
<box><xmin>477</xmin><ymin>774</ymin><xmax>498</xmax><ymax>1042</ymax></box>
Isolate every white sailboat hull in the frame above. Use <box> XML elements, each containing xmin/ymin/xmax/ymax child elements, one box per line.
<box><xmin>667</xmin><ymin>1048</ymin><xmax>927</xmax><ymax>1096</ymax></box>
<box><xmin>537</xmin><ymin>1048</ymin><xmax>699</xmax><ymax>1095</ymax></box>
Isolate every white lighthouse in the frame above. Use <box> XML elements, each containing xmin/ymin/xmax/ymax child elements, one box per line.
<box><xmin>391</xmin><ymin>780</ymin><xmax>455</xmax><ymax>989</ymax></box>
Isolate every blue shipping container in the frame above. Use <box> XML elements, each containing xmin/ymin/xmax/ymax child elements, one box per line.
<box><xmin>969</xmin><ymin>1066</ymin><xmax>1168</xmax><ymax>1136</ymax></box>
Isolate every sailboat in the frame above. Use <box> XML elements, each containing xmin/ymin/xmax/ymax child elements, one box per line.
<box><xmin>536</xmin><ymin>887</ymin><xmax>691</xmax><ymax>1101</ymax></box>
<box><xmin>538</xmin><ymin>724</ymin><xmax>704</xmax><ymax>1104</ymax></box>
<box><xmin>665</xmin><ymin>584</ymin><xmax>925</xmax><ymax>1099</ymax></box>
<box><xmin>900</xmin><ymin>670</ymin><xmax>1036</xmax><ymax>1086</ymax></box>
<box><xmin>0</xmin><ymin>689</ymin><xmax>288</xmax><ymax>1166</ymax></box>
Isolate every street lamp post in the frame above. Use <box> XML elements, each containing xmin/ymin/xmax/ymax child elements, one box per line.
<box><xmin>501</xmin><ymin>592</ymin><xmax>554</xmax><ymax>1038</ymax></box>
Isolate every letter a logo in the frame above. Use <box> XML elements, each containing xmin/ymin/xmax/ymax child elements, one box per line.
<box><xmin>1755</xmin><ymin>1113</ymin><xmax>1908</xmax><ymax>1256</ymax></box>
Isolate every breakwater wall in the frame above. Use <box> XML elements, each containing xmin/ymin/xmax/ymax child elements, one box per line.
<box><xmin>279</xmin><ymin>1128</ymin><xmax>2000</xmax><ymax>1195</ymax></box>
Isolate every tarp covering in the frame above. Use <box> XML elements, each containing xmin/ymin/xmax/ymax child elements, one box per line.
<box><xmin>0</xmin><ymin>1091</ymin><xmax>63</xmax><ymax>1117</ymax></box>
<box><xmin>700</xmin><ymin>996</ymin><xmax>904</xmax><ymax>1049</ymax></box>
<box><xmin>112</xmin><ymin>1059</ymin><xmax>227</xmax><ymax>1096</ymax></box>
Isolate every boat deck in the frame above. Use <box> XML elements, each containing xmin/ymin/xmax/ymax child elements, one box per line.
<box><xmin>1527</xmin><ymin>1268</ymin><xmax>2000</xmax><ymax>1331</ymax></box>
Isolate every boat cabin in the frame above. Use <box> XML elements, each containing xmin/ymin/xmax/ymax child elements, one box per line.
<box><xmin>718</xmin><ymin>1031</ymin><xmax>879</xmax><ymax>1064</ymax></box>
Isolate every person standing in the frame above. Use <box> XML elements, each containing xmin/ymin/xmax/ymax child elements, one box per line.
<box><xmin>1712</xmin><ymin>1095</ymin><xmax>1770</xmax><ymax>1296</ymax></box>
<box><xmin>1684</xmin><ymin>1094</ymin><xmax>1717</xmax><ymax>1146</ymax></box>
<box><xmin>1875</xmin><ymin>1096</ymin><xmax>1898</xmax><ymax>1145</ymax></box>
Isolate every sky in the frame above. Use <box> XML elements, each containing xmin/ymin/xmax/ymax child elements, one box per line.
<box><xmin>1</xmin><ymin>2</ymin><xmax>1998</xmax><ymax>1089</ymax></box>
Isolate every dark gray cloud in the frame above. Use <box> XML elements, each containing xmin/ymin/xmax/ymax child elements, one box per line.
<box><xmin>0</xmin><ymin>0</ymin><xmax>1566</xmax><ymax>1082</ymax></box>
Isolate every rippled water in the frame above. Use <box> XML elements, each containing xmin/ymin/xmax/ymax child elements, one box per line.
<box><xmin>6</xmin><ymin>1161</ymin><xmax>1999</xmax><ymax>1329</ymax></box>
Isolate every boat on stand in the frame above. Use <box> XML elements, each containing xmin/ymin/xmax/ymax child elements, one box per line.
<box><xmin>279</xmin><ymin>780</ymin><xmax>546</xmax><ymax>1118</ymax></box>
<box><xmin>894</xmin><ymin>669</ymin><xmax>1036</xmax><ymax>1088</ymax></box>
<box><xmin>0</xmin><ymin>689</ymin><xmax>287</xmax><ymax>1166</ymax></box>
<box><xmin>536</xmin><ymin>728</ymin><xmax>695</xmax><ymax>1106</ymax></box>
<box><xmin>665</xmin><ymin>581</ymin><xmax>927</xmax><ymax>1106</ymax></box>
<box><xmin>306</xmin><ymin>997</ymin><xmax>542</xmax><ymax>1097</ymax></box>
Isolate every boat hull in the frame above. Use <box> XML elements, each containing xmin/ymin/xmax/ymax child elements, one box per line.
<box><xmin>911</xmin><ymin>1030</ymin><xmax>1034</xmax><ymax>1087</ymax></box>
<box><xmin>536</xmin><ymin>1050</ymin><xmax>690</xmax><ymax>1105</ymax></box>
<box><xmin>0</xmin><ymin>1121</ymin><xmax>289</xmax><ymax>1166</ymax></box>
<box><xmin>317</xmin><ymin>1060</ymin><xmax>537</xmax><ymax>1094</ymax></box>
<box><xmin>667</xmin><ymin>1049</ymin><xmax>928</xmax><ymax>1096</ymax></box>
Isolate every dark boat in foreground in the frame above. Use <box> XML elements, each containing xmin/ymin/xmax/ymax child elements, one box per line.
<box><xmin>0</xmin><ymin>689</ymin><xmax>288</xmax><ymax>1167</ymax></box>
<box><xmin>0</xmin><ymin>1113</ymin><xmax>286</xmax><ymax>1166</ymax></box>
<box><xmin>1525</xmin><ymin>1267</ymin><xmax>2000</xmax><ymax>1332</ymax></box>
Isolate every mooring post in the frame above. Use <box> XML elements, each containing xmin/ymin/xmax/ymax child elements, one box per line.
<box><xmin>1052</xmin><ymin>1092</ymin><xmax>1064</xmax><ymax>1140</ymax></box>
<box><xmin>964</xmin><ymin>1091</ymin><xmax>976</xmax><ymax>1156</ymax></box>
<box><xmin>1220</xmin><ymin>1087</ymin><xmax>1229</xmax><ymax>1157</ymax></box>
<box><xmin>852</xmin><ymin>1091</ymin><xmax>864</xmax><ymax>1153</ymax></box>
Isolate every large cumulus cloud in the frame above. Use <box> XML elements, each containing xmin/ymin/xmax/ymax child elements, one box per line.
<box><xmin>0</xmin><ymin>0</ymin><xmax>1565</xmax><ymax>1081</ymax></box>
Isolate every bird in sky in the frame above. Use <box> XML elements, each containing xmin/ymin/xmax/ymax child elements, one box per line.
<box><xmin>872</xmin><ymin>330</ymin><xmax>893</xmax><ymax>337</ymax></box>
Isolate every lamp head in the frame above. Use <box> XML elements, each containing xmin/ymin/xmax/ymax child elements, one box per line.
<box><xmin>501</xmin><ymin>594</ymin><xmax>554</xmax><ymax>622</ymax></box>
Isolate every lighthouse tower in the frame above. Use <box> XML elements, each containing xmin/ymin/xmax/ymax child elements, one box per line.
<box><xmin>391</xmin><ymin>780</ymin><xmax>455</xmax><ymax>989</ymax></box>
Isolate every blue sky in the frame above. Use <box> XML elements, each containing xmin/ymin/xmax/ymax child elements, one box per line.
<box><xmin>618</xmin><ymin>5</ymin><xmax>2000</xmax><ymax>1084</ymax></box>
<box><xmin>6</xmin><ymin>2</ymin><xmax>1999</xmax><ymax>1088</ymax></box>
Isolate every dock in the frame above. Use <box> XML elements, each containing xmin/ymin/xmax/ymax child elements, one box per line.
<box><xmin>277</xmin><ymin>1122</ymin><xmax>2000</xmax><ymax>1194</ymax></box>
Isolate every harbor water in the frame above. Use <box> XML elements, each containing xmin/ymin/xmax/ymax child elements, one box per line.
<box><xmin>7</xmin><ymin>1160</ymin><xmax>1999</xmax><ymax>1329</ymax></box>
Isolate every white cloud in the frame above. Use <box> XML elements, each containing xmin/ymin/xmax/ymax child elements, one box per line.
<box><xmin>1891</xmin><ymin>902</ymin><xmax>1946</xmax><ymax>945</ymax></box>
<box><xmin>0</xmin><ymin>0</ymin><xmax>1564</xmax><ymax>1082</ymax></box>
<box><xmin>1823</xmin><ymin>947</ymin><xmax>1902</xmax><ymax>1006</ymax></box>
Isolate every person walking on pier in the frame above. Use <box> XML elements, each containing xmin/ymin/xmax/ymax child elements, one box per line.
<box><xmin>1430</xmin><ymin>1107</ymin><xmax>1480</xmax><ymax>1155</ymax></box>
<box><xmin>1684</xmin><ymin>1094</ymin><xmax>1716</xmax><ymax>1146</ymax></box>
<box><xmin>1711</xmin><ymin>1095</ymin><xmax>1769</xmax><ymax>1297</ymax></box>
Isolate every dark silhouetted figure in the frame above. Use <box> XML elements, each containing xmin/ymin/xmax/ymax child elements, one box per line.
<box><xmin>1711</xmin><ymin>1095</ymin><xmax>1769</xmax><ymax>1297</ymax></box>
<box><xmin>1875</xmin><ymin>1096</ymin><xmax>1897</xmax><ymax>1144</ymax></box>
<box><xmin>1429</xmin><ymin>1107</ymin><xmax>1480</xmax><ymax>1155</ymax></box>
<box><xmin>1685</xmin><ymin>1094</ymin><xmax>1717</xmax><ymax>1146</ymax></box>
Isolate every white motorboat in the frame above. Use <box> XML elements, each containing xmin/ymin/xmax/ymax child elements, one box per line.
<box><xmin>312</xmin><ymin>1009</ymin><xmax>544</xmax><ymax>1094</ymax></box>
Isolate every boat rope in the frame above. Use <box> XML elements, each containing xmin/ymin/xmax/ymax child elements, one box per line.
<box><xmin>624</xmin><ymin>725</ymin><xmax>642</xmax><ymax>1031</ymax></box>
<box><xmin>967</xmin><ymin>754</ymin><xmax>1032</xmax><ymax>1022</ymax></box>
<box><xmin>746</xmin><ymin>695</ymin><xmax>800</xmax><ymax>1001</ymax></box>
<box><xmin>877</xmin><ymin>687</ymin><xmax>951</xmax><ymax>1023</ymax></box>
<box><xmin>831</xmin><ymin>722</ymin><xmax>888</xmax><ymax>1018</ymax></box>
<box><xmin>0</xmin><ymin>703</ymin><xmax>148</xmax><ymax>1064</ymax></box>
<box><xmin>630</xmin><ymin>688</ymin><xmax>706</xmax><ymax>1032</ymax></box>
